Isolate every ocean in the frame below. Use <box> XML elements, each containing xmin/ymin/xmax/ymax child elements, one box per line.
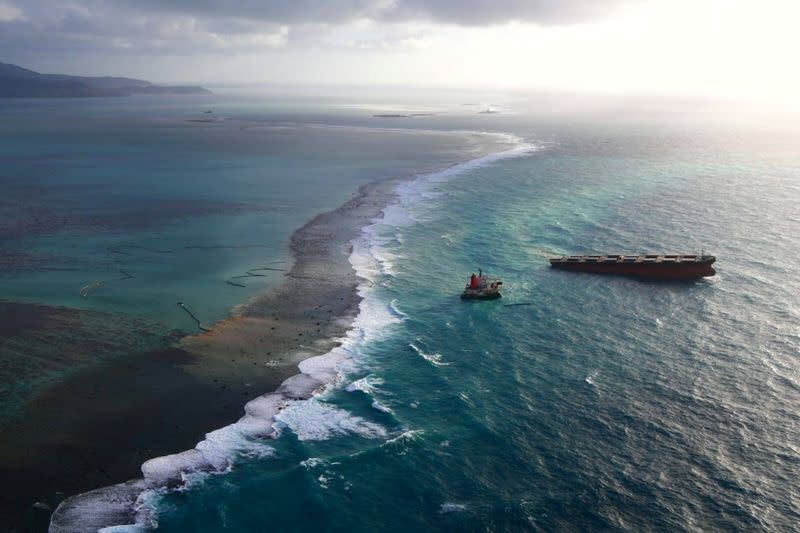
<box><xmin>2</xmin><ymin>92</ymin><xmax>800</xmax><ymax>531</ymax></box>
<box><xmin>0</xmin><ymin>95</ymin><xmax>497</xmax><ymax>425</ymax></box>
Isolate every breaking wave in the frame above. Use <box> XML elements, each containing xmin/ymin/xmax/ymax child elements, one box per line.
<box><xmin>409</xmin><ymin>342</ymin><xmax>451</xmax><ymax>367</ymax></box>
<box><xmin>49</xmin><ymin>133</ymin><xmax>535</xmax><ymax>532</ymax></box>
<box><xmin>439</xmin><ymin>502</ymin><xmax>468</xmax><ymax>514</ymax></box>
<box><xmin>275</xmin><ymin>399</ymin><xmax>388</xmax><ymax>441</ymax></box>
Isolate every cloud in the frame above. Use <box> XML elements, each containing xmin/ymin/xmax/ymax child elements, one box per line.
<box><xmin>120</xmin><ymin>0</ymin><xmax>627</xmax><ymax>26</ymax></box>
<box><xmin>0</xmin><ymin>1</ymin><xmax>24</xmax><ymax>22</ymax></box>
<box><xmin>385</xmin><ymin>0</ymin><xmax>628</xmax><ymax>25</ymax></box>
<box><xmin>0</xmin><ymin>1</ymin><xmax>291</xmax><ymax>56</ymax></box>
<box><xmin>0</xmin><ymin>0</ymin><xmax>628</xmax><ymax>69</ymax></box>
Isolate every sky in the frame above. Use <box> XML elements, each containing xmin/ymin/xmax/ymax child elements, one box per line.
<box><xmin>1</xmin><ymin>0</ymin><xmax>799</xmax><ymax>101</ymax></box>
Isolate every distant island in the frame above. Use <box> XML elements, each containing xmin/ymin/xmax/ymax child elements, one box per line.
<box><xmin>0</xmin><ymin>61</ymin><xmax>211</xmax><ymax>98</ymax></box>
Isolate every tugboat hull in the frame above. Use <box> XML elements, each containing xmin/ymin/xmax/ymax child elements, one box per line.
<box><xmin>460</xmin><ymin>291</ymin><xmax>502</xmax><ymax>300</ymax></box>
<box><xmin>461</xmin><ymin>274</ymin><xmax>503</xmax><ymax>300</ymax></box>
<box><xmin>549</xmin><ymin>254</ymin><xmax>716</xmax><ymax>279</ymax></box>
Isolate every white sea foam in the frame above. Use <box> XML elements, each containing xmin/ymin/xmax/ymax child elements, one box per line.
<box><xmin>275</xmin><ymin>399</ymin><xmax>388</xmax><ymax>441</ymax></box>
<box><xmin>300</xmin><ymin>457</ymin><xmax>325</xmax><ymax>469</ymax></box>
<box><xmin>409</xmin><ymin>342</ymin><xmax>451</xmax><ymax>367</ymax></box>
<box><xmin>380</xmin><ymin>202</ymin><xmax>416</xmax><ymax>228</ymax></box>
<box><xmin>371</xmin><ymin>400</ymin><xmax>394</xmax><ymax>413</ymax></box>
<box><xmin>389</xmin><ymin>299</ymin><xmax>408</xmax><ymax>319</ymax></box>
<box><xmin>346</xmin><ymin>375</ymin><xmax>385</xmax><ymax>394</ymax></box>
<box><xmin>439</xmin><ymin>502</ymin><xmax>468</xmax><ymax>513</ymax></box>
<box><xmin>386</xmin><ymin>139</ymin><xmax>536</xmax><ymax>231</ymax></box>
<box><xmin>459</xmin><ymin>392</ymin><xmax>475</xmax><ymax>408</ymax></box>
<box><xmin>383</xmin><ymin>429</ymin><xmax>424</xmax><ymax>446</ymax></box>
<box><xmin>359</xmin><ymin>138</ymin><xmax>536</xmax><ymax>287</ymax></box>
<box><xmin>49</xmin><ymin>132</ymin><xmax>536</xmax><ymax>533</ymax></box>
<box><xmin>297</xmin><ymin>350</ymin><xmax>349</xmax><ymax>385</ymax></box>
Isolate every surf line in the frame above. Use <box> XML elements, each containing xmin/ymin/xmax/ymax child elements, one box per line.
<box><xmin>48</xmin><ymin>132</ymin><xmax>538</xmax><ymax>533</ymax></box>
<box><xmin>177</xmin><ymin>301</ymin><xmax>210</xmax><ymax>332</ymax></box>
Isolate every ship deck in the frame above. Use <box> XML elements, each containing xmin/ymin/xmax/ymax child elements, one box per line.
<box><xmin>550</xmin><ymin>254</ymin><xmax>715</xmax><ymax>265</ymax></box>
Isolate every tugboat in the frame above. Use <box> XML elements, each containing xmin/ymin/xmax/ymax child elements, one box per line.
<box><xmin>461</xmin><ymin>269</ymin><xmax>503</xmax><ymax>300</ymax></box>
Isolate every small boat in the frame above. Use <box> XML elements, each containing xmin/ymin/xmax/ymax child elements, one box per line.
<box><xmin>461</xmin><ymin>271</ymin><xmax>503</xmax><ymax>300</ymax></box>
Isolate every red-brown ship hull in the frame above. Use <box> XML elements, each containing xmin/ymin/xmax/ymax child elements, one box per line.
<box><xmin>549</xmin><ymin>255</ymin><xmax>716</xmax><ymax>279</ymax></box>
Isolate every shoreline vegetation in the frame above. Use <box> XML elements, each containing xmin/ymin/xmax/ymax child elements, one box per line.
<box><xmin>0</xmin><ymin>129</ymin><xmax>516</xmax><ymax>531</ymax></box>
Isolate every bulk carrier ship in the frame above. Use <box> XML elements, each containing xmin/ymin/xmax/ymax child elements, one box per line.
<box><xmin>549</xmin><ymin>254</ymin><xmax>716</xmax><ymax>279</ymax></box>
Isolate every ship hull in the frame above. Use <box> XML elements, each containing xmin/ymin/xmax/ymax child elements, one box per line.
<box><xmin>549</xmin><ymin>255</ymin><xmax>716</xmax><ymax>279</ymax></box>
<box><xmin>461</xmin><ymin>292</ymin><xmax>502</xmax><ymax>300</ymax></box>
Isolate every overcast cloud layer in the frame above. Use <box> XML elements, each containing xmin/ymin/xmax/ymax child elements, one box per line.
<box><xmin>121</xmin><ymin>0</ymin><xmax>627</xmax><ymax>26</ymax></box>
<box><xmin>0</xmin><ymin>0</ymin><xmax>627</xmax><ymax>59</ymax></box>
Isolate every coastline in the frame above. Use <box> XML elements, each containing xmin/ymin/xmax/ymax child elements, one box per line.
<box><xmin>47</xmin><ymin>178</ymin><xmax>398</xmax><ymax>532</ymax></box>
<box><xmin>42</xmin><ymin>134</ymin><xmax>525</xmax><ymax>532</ymax></box>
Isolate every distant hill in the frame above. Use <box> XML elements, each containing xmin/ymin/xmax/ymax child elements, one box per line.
<box><xmin>0</xmin><ymin>61</ymin><xmax>211</xmax><ymax>98</ymax></box>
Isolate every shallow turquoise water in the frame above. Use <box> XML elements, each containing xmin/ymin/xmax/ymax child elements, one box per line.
<box><xmin>0</xmin><ymin>96</ymin><xmax>501</xmax><ymax>424</ymax></box>
<box><xmin>0</xmin><ymin>98</ymin><xmax>487</xmax><ymax>329</ymax></box>
<box><xmin>146</xmin><ymin>110</ymin><xmax>800</xmax><ymax>531</ymax></box>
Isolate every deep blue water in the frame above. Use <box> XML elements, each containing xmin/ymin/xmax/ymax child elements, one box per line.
<box><xmin>143</xmin><ymin>106</ymin><xmax>800</xmax><ymax>531</ymax></box>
